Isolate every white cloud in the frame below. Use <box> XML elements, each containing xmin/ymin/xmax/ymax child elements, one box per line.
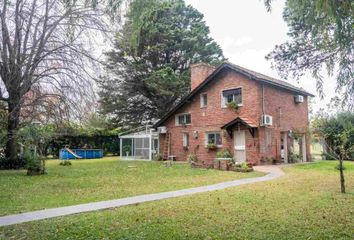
<box><xmin>217</xmin><ymin>36</ymin><xmax>252</xmax><ymax>49</ymax></box>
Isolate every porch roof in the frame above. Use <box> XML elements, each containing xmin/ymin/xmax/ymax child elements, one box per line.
<box><xmin>221</xmin><ymin>117</ymin><xmax>258</xmax><ymax>130</ymax></box>
<box><xmin>221</xmin><ymin>117</ymin><xmax>258</xmax><ymax>138</ymax></box>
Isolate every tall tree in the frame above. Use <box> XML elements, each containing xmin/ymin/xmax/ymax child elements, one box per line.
<box><xmin>264</xmin><ymin>0</ymin><xmax>354</xmax><ymax>109</ymax></box>
<box><xmin>0</xmin><ymin>0</ymin><xmax>123</xmax><ymax>168</ymax></box>
<box><xmin>99</xmin><ymin>0</ymin><xmax>224</xmax><ymax>128</ymax></box>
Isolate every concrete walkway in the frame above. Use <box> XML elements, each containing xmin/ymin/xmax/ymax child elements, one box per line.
<box><xmin>0</xmin><ymin>165</ymin><xmax>284</xmax><ymax>227</ymax></box>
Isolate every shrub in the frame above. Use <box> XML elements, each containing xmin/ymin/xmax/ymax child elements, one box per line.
<box><xmin>216</xmin><ymin>149</ymin><xmax>233</xmax><ymax>158</ymax></box>
<box><xmin>321</xmin><ymin>151</ymin><xmax>336</xmax><ymax>160</ymax></box>
<box><xmin>153</xmin><ymin>154</ymin><xmax>163</xmax><ymax>161</ymax></box>
<box><xmin>288</xmin><ymin>152</ymin><xmax>300</xmax><ymax>163</ymax></box>
<box><xmin>24</xmin><ymin>149</ymin><xmax>45</xmax><ymax>176</ymax></box>
<box><xmin>187</xmin><ymin>153</ymin><xmax>197</xmax><ymax>163</ymax></box>
<box><xmin>59</xmin><ymin>160</ymin><xmax>72</xmax><ymax>166</ymax></box>
<box><xmin>235</xmin><ymin>162</ymin><xmax>253</xmax><ymax>172</ymax></box>
<box><xmin>0</xmin><ymin>156</ymin><xmax>25</xmax><ymax>169</ymax></box>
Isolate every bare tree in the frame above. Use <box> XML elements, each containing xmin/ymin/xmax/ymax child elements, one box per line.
<box><xmin>0</xmin><ymin>0</ymin><xmax>122</xmax><ymax>167</ymax></box>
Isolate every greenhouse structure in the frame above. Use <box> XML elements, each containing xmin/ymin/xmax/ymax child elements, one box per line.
<box><xmin>119</xmin><ymin>126</ymin><xmax>159</xmax><ymax>160</ymax></box>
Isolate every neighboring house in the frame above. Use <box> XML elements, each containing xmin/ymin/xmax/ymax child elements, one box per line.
<box><xmin>153</xmin><ymin>62</ymin><xmax>314</xmax><ymax>166</ymax></box>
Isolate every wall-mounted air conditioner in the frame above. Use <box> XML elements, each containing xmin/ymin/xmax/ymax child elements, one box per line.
<box><xmin>260</xmin><ymin>115</ymin><xmax>273</xmax><ymax>126</ymax></box>
<box><xmin>158</xmin><ymin>126</ymin><xmax>167</xmax><ymax>134</ymax></box>
<box><xmin>294</xmin><ymin>95</ymin><xmax>304</xmax><ymax>103</ymax></box>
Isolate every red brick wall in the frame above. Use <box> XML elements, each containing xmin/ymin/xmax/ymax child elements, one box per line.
<box><xmin>260</xmin><ymin>85</ymin><xmax>311</xmax><ymax>161</ymax></box>
<box><xmin>159</xmin><ymin>68</ymin><xmax>310</xmax><ymax>165</ymax></box>
<box><xmin>190</xmin><ymin>63</ymin><xmax>215</xmax><ymax>90</ymax></box>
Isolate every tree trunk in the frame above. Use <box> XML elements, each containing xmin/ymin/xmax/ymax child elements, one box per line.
<box><xmin>339</xmin><ymin>158</ymin><xmax>346</xmax><ymax>193</ymax></box>
<box><xmin>5</xmin><ymin>100</ymin><xmax>21</xmax><ymax>168</ymax></box>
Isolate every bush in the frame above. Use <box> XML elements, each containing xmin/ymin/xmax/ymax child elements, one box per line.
<box><xmin>187</xmin><ymin>153</ymin><xmax>197</xmax><ymax>163</ymax></box>
<box><xmin>59</xmin><ymin>160</ymin><xmax>72</xmax><ymax>166</ymax></box>
<box><xmin>288</xmin><ymin>152</ymin><xmax>300</xmax><ymax>163</ymax></box>
<box><xmin>321</xmin><ymin>151</ymin><xmax>336</xmax><ymax>160</ymax></box>
<box><xmin>0</xmin><ymin>156</ymin><xmax>26</xmax><ymax>169</ymax></box>
<box><xmin>216</xmin><ymin>149</ymin><xmax>232</xmax><ymax>158</ymax></box>
<box><xmin>153</xmin><ymin>154</ymin><xmax>163</xmax><ymax>161</ymax></box>
<box><xmin>24</xmin><ymin>149</ymin><xmax>45</xmax><ymax>176</ymax></box>
<box><xmin>235</xmin><ymin>162</ymin><xmax>253</xmax><ymax>172</ymax></box>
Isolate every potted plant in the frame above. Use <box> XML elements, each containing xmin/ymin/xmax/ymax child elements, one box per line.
<box><xmin>226</xmin><ymin>101</ymin><xmax>239</xmax><ymax>112</ymax></box>
<box><xmin>206</xmin><ymin>143</ymin><xmax>217</xmax><ymax>150</ymax></box>
<box><xmin>215</xmin><ymin>149</ymin><xmax>234</xmax><ymax>170</ymax></box>
<box><xmin>122</xmin><ymin>145</ymin><xmax>131</xmax><ymax>157</ymax></box>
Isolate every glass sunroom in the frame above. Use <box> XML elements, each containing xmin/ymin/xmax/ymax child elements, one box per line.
<box><xmin>119</xmin><ymin>127</ymin><xmax>159</xmax><ymax>160</ymax></box>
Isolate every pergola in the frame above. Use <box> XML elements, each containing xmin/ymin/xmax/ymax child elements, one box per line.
<box><xmin>119</xmin><ymin>127</ymin><xmax>159</xmax><ymax>160</ymax></box>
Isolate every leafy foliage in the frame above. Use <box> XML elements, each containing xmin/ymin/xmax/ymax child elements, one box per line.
<box><xmin>187</xmin><ymin>153</ymin><xmax>197</xmax><ymax>163</ymax></box>
<box><xmin>99</xmin><ymin>0</ymin><xmax>224</xmax><ymax>127</ymax></box>
<box><xmin>266</xmin><ymin>0</ymin><xmax>354</xmax><ymax>109</ymax></box>
<box><xmin>312</xmin><ymin>112</ymin><xmax>354</xmax><ymax>160</ymax></box>
<box><xmin>216</xmin><ymin>149</ymin><xmax>233</xmax><ymax>158</ymax></box>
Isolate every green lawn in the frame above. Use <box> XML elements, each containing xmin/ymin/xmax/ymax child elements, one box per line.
<box><xmin>0</xmin><ymin>157</ymin><xmax>262</xmax><ymax>216</ymax></box>
<box><xmin>1</xmin><ymin>161</ymin><xmax>353</xmax><ymax>239</ymax></box>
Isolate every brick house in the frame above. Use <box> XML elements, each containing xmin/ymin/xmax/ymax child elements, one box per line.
<box><xmin>153</xmin><ymin>62</ymin><xmax>314</xmax><ymax>166</ymax></box>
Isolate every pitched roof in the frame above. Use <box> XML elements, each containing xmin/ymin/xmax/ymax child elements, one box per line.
<box><xmin>153</xmin><ymin>62</ymin><xmax>314</xmax><ymax>128</ymax></box>
<box><xmin>221</xmin><ymin>117</ymin><xmax>258</xmax><ymax>129</ymax></box>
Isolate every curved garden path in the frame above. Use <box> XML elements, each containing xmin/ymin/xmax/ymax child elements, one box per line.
<box><xmin>0</xmin><ymin>165</ymin><xmax>284</xmax><ymax>227</ymax></box>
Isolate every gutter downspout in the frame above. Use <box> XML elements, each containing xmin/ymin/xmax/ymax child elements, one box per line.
<box><xmin>262</xmin><ymin>84</ymin><xmax>265</xmax><ymax>115</ymax></box>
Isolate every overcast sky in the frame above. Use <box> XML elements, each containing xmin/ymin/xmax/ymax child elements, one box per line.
<box><xmin>185</xmin><ymin>0</ymin><xmax>337</xmax><ymax>114</ymax></box>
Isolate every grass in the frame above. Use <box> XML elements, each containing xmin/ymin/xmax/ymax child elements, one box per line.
<box><xmin>0</xmin><ymin>157</ymin><xmax>263</xmax><ymax>216</ymax></box>
<box><xmin>1</xmin><ymin>160</ymin><xmax>353</xmax><ymax>239</ymax></box>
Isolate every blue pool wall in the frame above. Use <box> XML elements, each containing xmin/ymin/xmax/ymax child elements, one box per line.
<box><xmin>59</xmin><ymin>149</ymin><xmax>104</xmax><ymax>160</ymax></box>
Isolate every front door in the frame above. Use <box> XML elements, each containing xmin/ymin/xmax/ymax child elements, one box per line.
<box><xmin>234</xmin><ymin>130</ymin><xmax>246</xmax><ymax>162</ymax></box>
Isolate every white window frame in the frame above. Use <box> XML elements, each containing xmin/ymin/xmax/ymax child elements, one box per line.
<box><xmin>221</xmin><ymin>87</ymin><xmax>243</xmax><ymax>108</ymax></box>
<box><xmin>205</xmin><ymin>132</ymin><xmax>222</xmax><ymax>147</ymax></box>
<box><xmin>183</xmin><ymin>132</ymin><xmax>189</xmax><ymax>147</ymax></box>
<box><xmin>200</xmin><ymin>93</ymin><xmax>207</xmax><ymax>108</ymax></box>
<box><xmin>175</xmin><ymin>113</ymin><xmax>191</xmax><ymax>126</ymax></box>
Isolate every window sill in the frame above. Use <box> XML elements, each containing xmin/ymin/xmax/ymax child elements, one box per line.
<box><xmin>222</xmin><ymin>104</ymin><xmax>243</xmax><ymax>108</ymax></box>
<box><xmin>205</xmin><ymin>145</ymin><xmax>223</xmax><ymax>148</ymax></box>
<box><xmin>176</xmin><ymin>124</ymin><xmax>192</xmax><ymax>127</ymax></box>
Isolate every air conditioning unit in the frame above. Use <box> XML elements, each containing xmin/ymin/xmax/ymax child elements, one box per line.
<box><xmin>260</xmin><ymin>115</ymin><xmax>273</xmax><ymax>126</ymax></box>
<box><xmin>157</xmin><ymin>126</ymin><xmax>167</xmax><ymax>134</ymax></box>
<box><xmin>294</xmin><ymin>95</ymin><xmax>304</xmax><ymax>103</ymax></box>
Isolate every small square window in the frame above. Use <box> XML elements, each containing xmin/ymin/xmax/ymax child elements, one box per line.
<box><xmin>206</xmin><ymin>132</ymin><xmax>222</xmax><ymax>146</ymax></box>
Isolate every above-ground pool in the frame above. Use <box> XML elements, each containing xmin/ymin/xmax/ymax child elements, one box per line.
<box><xmin>59</xmin><ymin>149</ymin><xmax>104</xmax><ymax>159</ymax></box>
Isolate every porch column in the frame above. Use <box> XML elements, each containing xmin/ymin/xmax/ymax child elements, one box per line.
<box><xmin>283</xmin><ymin>132</ymin><xmax>288</xmax><ymax>163</ymax></box>
<box><xmin>119</xmin><ymin>138</ymin><xmax>122</xmax><ymax>158</ymax></box>
<box><xmin>302</xmin><ymin>134</ymin><xmax>307</xmax><ymax>162</ymax></box>
<box><xmin>149</xmin><ymin>129</ymin><xmax>152</xmax><ymax>160</ymax></box>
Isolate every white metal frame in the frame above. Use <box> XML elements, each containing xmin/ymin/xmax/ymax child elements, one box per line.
<box><xmin>119</xmin><ymin>127</ymin><xmax>159</xmax><ymax>160</ymax></box>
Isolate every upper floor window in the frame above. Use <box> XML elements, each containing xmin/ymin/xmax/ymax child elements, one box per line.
<box><xmin>200</xmin><ymin>93</ymin><xmax>207</xmax><ymax>108</ymax></box>
<box><xmin>176</xmin><ymin>113</ymin><xmax>191</xmax><ymax>126</ymax></box>
<box><xmin>222</xmin><ymin>88</ymin><xmax>242</xmax><ymax>107</ymax></box>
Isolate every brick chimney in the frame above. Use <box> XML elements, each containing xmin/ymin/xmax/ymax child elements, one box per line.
<box><xmin>190</xmin><ymin>63</ymin><xmax>215</xmax><ymax>91</ymax></box>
